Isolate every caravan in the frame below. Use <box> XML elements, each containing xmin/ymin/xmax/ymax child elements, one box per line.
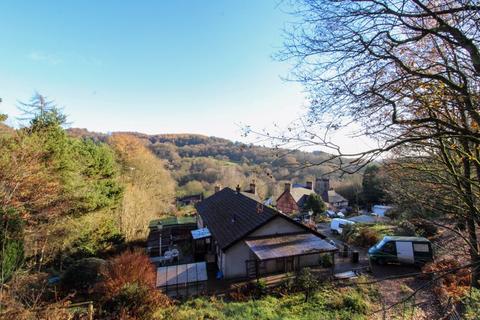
<box><xmin>330</xmin><ymin>218</ymin><xmax>354</xmax><ymax>234</ymax></box>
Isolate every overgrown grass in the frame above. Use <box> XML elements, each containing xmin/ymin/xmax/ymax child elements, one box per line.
<box><xmin>368</xmin><ymin>223</ymin><xmax>396</xmax><ymax>236</ymax></box>
<box><xmin>155</xmin><ymin>283</ymin><xmax>379</xmax><ymax>320</ymax></box>
<box><xmin>342</xmin><ymin>223</ymin><xmax>396</xmax><ymax>247</ymax></box>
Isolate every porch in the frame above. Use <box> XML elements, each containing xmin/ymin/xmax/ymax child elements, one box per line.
<box><xmin>244</xmin><ymin>233</ymin><xmax>338</xmax><ymax>278</ymax></box>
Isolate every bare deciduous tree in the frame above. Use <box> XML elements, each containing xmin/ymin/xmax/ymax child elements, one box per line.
<box><xmin>246</xmin><ymin>0</ymin><xmax>480</xmax><ymax>287</ymax></box>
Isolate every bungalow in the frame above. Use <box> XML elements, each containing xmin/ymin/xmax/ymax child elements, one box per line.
<box><xmin>195</xmin><ymin>187</ymin><xmax>337</xmax><ymax>279</ymax></box>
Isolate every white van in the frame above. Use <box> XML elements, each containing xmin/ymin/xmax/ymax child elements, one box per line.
<box><xmin>330</xmin><ymin>218</ymin><xmax>354</xmax><ymax>234</ymax></box>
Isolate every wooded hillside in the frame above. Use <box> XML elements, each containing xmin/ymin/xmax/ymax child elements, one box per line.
<box><xmin>68</xmin><ymin>129</ymin><xmax>362</xmax><ymax>200</ymax></box>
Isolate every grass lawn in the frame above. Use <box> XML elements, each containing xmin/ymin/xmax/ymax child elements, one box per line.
<box><xmin>155</xmin><ymin>283</ymin><xmax>379</xmax><ymax>320</ymax></box>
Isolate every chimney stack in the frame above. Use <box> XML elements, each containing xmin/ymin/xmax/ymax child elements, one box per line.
<box><xmin>323</xmin><ymin>178</ymin><xmax>330</xmax><ymax>191</ymax></box>
<box><xmin>214</xmin><ymin>185</ymin><xmax>221</xmax><ymax>193</ymax></box>
<box><xmin>315</xmin><ymin>177</ymin><xmax>330</xmax><ymax>193</ymax></box>
<box><xmin>306</xmin><ymin>181</ymin><xmax>313</xmax><ymax>190</ymax></box>
<box><xmin>284</xmin><ymin>182</ymin><xmax>291</xmax><ymax>192</ymax></box>
<box><xmin>250</xmin><ymin>180</ymin><xmax>256</xmax><ymax>194</ymax></box>
<box><xmin>236</xmin><ymin>184</ymin><xmax>241</xmax><ymax>194</ymax></box>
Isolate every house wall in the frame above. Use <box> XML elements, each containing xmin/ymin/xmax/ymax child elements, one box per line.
<box><xmin>222</xmin><ymin>216</ymin><xmax>306</xmax><ymax>279</ymax></box>
<box><xmin>223</xmin><ymin>241</ymin><xmax>251</xmax><ymax>278</ymax></box>
<box><xmin>197</xmin><ymin>215</ymin><xmax>204</xmax><ymax>228</ymax></box>
<box><xmin>251</xmin><ymin>216</ymin><xmax>304</xmax><ymax>237</ymax></box>
<box><xmin>275</xmin><ymin>192</ymin><xmax>299</xmax><ymax>215</ymax></box>
<box><xmin>299</xmin><ymin>253</ymin><xmax>321</xmax><ymax>267</ymax></box>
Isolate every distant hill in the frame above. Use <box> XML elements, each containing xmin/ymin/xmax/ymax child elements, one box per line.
<box><xmin>67</xmin><ymin>129</ymin><xmax>360</xmax><ymax>199</ymax></box>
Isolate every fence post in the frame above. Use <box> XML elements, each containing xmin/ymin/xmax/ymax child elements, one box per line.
<box><xmin>88</xmin><ymin>302</ymin><xmax>94</xmax><ymax>320</ymax></box>
<box><xmin>382</xmin><ymin>299</ymin><xmax>386</xmax><ymax>320</ymax></box>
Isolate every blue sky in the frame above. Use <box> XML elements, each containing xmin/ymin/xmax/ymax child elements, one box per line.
<box><xmin>0</xmin><ymin>1</ymin><xmax>372</xmax><ymax>153</ymax></box>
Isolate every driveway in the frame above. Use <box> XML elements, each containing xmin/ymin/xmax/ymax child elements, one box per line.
<box><xmin>317</xmin><ymin>222</ymin><xmax>420</xmax><ymax>277</ymax></box>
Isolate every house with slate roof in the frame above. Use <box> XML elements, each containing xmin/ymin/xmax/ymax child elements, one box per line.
<box><xmin>195</xmin><ymin>187</ymin><xmax>337</xmax><ymax>279</ymax></box>
<box><xmin>315</xmin><ymin>178</ymin><xmax>349</xmax><ymax>210</ymax></box>
<box><xmin>276</xmin><ymin>181</ymin><xmax>316</xmax><ymax>214</ymax></box>
<box><xmin>275</xmin><ymin>178</ymin><xmax>349</xmax><ymax>214</ymax></box>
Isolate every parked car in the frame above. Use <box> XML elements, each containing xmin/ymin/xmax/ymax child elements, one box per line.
<box><xmin>330</xmin><ymin>218</ymin><xmax>354</xmax><ymax>234</ymax></box>
<box><xmin>325</xmin><ymin>210</ymin><xmax>336</xmax><ymax>218</ymax></box>
<box><xmin>368</xmin><ymin>236</ymin><xmax>434</xmax><ymax>266</ymax></box>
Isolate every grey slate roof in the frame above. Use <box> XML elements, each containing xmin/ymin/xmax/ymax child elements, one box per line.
<box><xmin>327</xmin><ymin>190</ymin><xmax>348</xmax><ymax>204</ymax></box>
<box><xmin>196</xmin><ymin>188</ymin><xmax>278</xmax><ymax>251</ymax></box>
<box><xmin>196</xmin><ymin>187</ymin><xmax>326</xmax><ymax>251</ymax></box>
<box><xmin>241</xmin><ymin>191</ymin><xmax>261</xmax><ymax>202</ymax></box>
<box><xmin>290</xmin><ymin>187</ymin><xmax>315</xmax><ymax>207</ymax></box>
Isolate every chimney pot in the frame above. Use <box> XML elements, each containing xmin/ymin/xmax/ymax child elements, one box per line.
<box><xmin>250</xmin><ymin>180</ymin><xmax>256</xmax><ymax>194</ymax></box>
<box><xmin>284</xmin><ymin>182</ymin><xmax>291</xmax><ymax>192</ymax></box>
<box><xmin>236</xmin><ymin>184</ymin><xmax>241</xmax><ymax>194</ymax></box>
<box><xmin>214</xmin><ymin>185</ymin><xmax>221</xmax><ymax>193</ymax></box>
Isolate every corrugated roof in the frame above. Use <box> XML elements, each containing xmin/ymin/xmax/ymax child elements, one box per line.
<box><xmin>245</xmin><ymin>233</ymin><xmax>337</xmax><ymax>260</ymax></box>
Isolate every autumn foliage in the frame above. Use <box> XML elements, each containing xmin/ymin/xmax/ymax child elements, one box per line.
<box><xmin>109</xmin><ymin>134</ymin><xmax>175</xmax><ymax>240</ymax></box>
<box><xmin>97</xmin><ymin>250</ymin><xmax>170</xmax><ymax>319</ymax></box>
<box><xmin>98</xmin><ymin>250</ymin><xmax>156</xmax><ymax>297</ymax></box>
<box><xmin>423</xmin><ymin>259</ymin><xmax>471</xmax><ymax>300</ymax></box>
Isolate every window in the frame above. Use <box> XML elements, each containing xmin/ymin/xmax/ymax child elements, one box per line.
<box><xmin>413</xmin><ymin>243</ymin><xmax>429</xmax><ymax>253</ymax></box>
<box><xmin>382</xmin><ymin>242</ymin><xmax>395</xmax><ymax>254</ymax></box>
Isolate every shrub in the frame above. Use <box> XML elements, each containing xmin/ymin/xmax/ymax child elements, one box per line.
<box><xmin>340</xmin><ymin>223</ymin><xmax>357</xmax><ymax>243</ymax></box>
<box><xmin>297</xmin><ymin>268</ymin><xmax>319</xmax><ymax>302</ymax></box>
<box><xmin>396</xmin><ymin>220</ymin><xmax>416</xmax><ymax>236</ymax></box>
<box><xmin>236</xmin><ymin>279</ymin><xmax>269</xmax><ymax>300</ymax></box>
<box><xmin>462</xmin><ymin>288</ymin><xmax>480</xmax><ymax>320</ymax></box>
<box><xmin>98</xmin><ymin>250</ymin><xmax>156</xmax><ymax>298</ymax></box>
<box><xmin>342</xmin><ymin>292</ymin><xmax>368</xmax><ymax>313</ymax></box>
<box><xmin>97</xmin><ymin>250</ymin><xmax>170</xmax><ymax>319</ymax></box>
<box><xmin>0</xmin><ymin>207</ymin><xmax>24</xmax><ymax>284</ymax></box>
<box><xmin>106</xmin><ymin>282</ymin><xmax>166</xmax><ymax>320</ymax></box>
<box><xmin>384</xmin><ymin>208</ymin><xmax>402</xmax><ymax>220</ymax></box>
<box><xmin>273</xmin><ymin>277</ymin><xmax>296</xmax><ymax>296</ymax></box>
<box><xmin>411</xmin><ymin>219</ymin><xmax>438</xmax><ymax>238</ymax></box>
<box><xmin>320</xmin><ymin>254</ymin><xmax>333</xmax><ymax>268</ymax></box>
<box><xmin>304</xmin><ymin>193</ymin><xmax>326</xmax><ymax>215</ymax></box>
<box><xmin>327</xmin><ymin>290</ymin><xmax>368</xmax><ymax>314</ymax></box>
<box><xmin>354</xmin><ymin>228</ymin><xmax>380</xmax><ymax>247</ymax></box>
<box><xmin>61</xmin><ymin>257</ymin><xmax>106</xmax><ymax>295</ymax></box>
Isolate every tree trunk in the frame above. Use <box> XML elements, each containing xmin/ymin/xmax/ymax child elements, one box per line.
<box><xmin>466</xmin><ymin>217</ymin><xmax>480</xmax><ymax>288</ymax></box>
<box><xmin>461</xmin><ymin>143</ymin><xmax>480</xmax><ymax>288</ymax></box>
